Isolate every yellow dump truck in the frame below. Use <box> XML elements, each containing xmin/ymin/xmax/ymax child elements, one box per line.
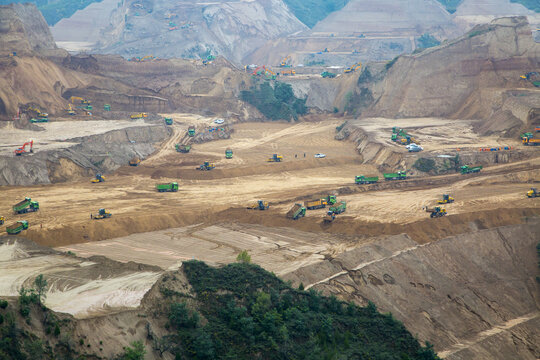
<box><xmin>304</xmin><ymin>199</ymin><xmax>327</xmax><ymax>210</ymax></box>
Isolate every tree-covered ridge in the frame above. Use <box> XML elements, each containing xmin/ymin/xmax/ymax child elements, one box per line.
<box><xmin>282</xmin><ymin>0</ymin><xmax>349</xmax><ymax>28</ymax></box>
<box><xmin>510</xmin><ymin>0</ymin><xmax>540</xmax><ymax>12</ymax></box>
<box><xmin>161</xmin><ymin>260</ymin><xmax>440</xmax><ymax>360</ymax></box>
<box><xmin>0</xmin><ymin>0</ymin><xmax>102</xmax><ymax>25</ymax></box>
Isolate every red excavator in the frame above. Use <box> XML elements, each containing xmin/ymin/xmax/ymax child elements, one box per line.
<box><xmin>14</xmin><ymin>140</ymin><xmax>33</xmax><ymax>156</ymax></box>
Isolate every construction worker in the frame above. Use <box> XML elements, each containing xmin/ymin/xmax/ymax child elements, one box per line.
<box><xmin>295</xmin><ymin>154</ymin><xmax>297</xmax><ymax>158</ymax></box>
<box><xmin>304</xmin><ymin>153</ymin><xmax>306</xmax><ymax>158</ymax></box>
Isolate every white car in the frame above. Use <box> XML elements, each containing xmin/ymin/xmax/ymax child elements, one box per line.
<box><xmin>314</xmin><ymin>153</ymin><xmax>326</xmax><ymax>158</ymax></box>
<box><xmin>214</xmin><ymin>118</ymin><xmax>225</xmax><ymax>124</ymax></box>
<box><xmin>406</xmin><ymin>144</ymin><xmax>423</xmax><ymax>152</ymax></box>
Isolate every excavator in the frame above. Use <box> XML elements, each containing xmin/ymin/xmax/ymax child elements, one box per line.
<box><xmin>279</xmin><ymin>55</ymin><xmax>291</xmax><ymax>67</ymax></box>
<box><xmin>14</xmin><ymin>140</ymin><xmax>33</xmax><ymax>156</ymax></box>
<box><xmin>67</xmin><ymin>103</ymin><xmax>76</xmax><ymax>115</ymax></box>
<box><xmin>437</xmin><ymin>194</ymin><xmax>454</xmax><ymax>204</ymax></box>
<box><xmin>27</xmin><ymin>106</ymin><xmax>48</xmax><ymax>118</ymax></box>
<box><xmin>91</xmin><ymin>173</ymin><xmax>106</xmax><ymax>183</ymax></box>
<box><xmin>281</xmin><ymin>69</ymin><xmax>295</xmax><ymax>76</ymax></box>
<box><xmin>70</xmin><ymin>96</ymin><xmax>91</xmax><ymax>104</ymax></box>
<box><xmin>0</xmin><ymin>216</ymin><xmax>4</xmax><ymax>225</ymax></box>
<box><xmin>344</xmin><ymin>62</ymin><xmax>362</xmax><ymax>73</ymax></box>
<box><xmin>527</xmin><ymin>188</ymin><xmax>539</xmax><ymax>198</ymax></box>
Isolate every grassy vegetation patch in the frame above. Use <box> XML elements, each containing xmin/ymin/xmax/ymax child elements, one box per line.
<box><xmin>282</xmin><ymin>0</ymin><xmax>350</xmax><ymax>28</ymax></box>
<box><xmin>0</xmin><ymin>0</ymin><xmax>103</xmax><ymax>26</ymax></box>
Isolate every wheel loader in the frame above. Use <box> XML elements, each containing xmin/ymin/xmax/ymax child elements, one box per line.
<box><xmin>527</xmin><ymin>188</ymin><xmax>539</xmax><ymax>198</ymax></box>
<box><xmin>437</xmin><ymin>194</ymin><xmax>454</xmax><ymax>204</ymax></box>
<box><xmin>423</xmin><ymin>206</ymin><xmax>447</xmax><ymax>218</ymax></box>
<box><xmin>91</xmin><ymin>174</ymin><xmax>106</xmax><ymax>183</ymax></box>
<box><xmin>91</xmin><ymin>208</ymin><xmax>112</xmax><ymax>219</ymax></box>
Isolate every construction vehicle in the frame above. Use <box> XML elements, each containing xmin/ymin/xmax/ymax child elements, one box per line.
<box><xmin>527</xmin><ymin>188</ymin><xmax>539</xmax><ymax>198</ymax></box>
<box><xmin>130</xmin><ymin>113</ymin><xmax>148</xmax><ymax>119</ymax></box>
<box><xmin>188</xmin><ymin>126</ymin><xmax>196</xmax><ymax>137</ymax></box>
<box><xmin>6</xmin><ymin>220</ymin><xmax>28</xmax><ymax>235</ymax></box>
<box><xmin>522</xmin><ymin>137</ymin><xmax>540</xmax><ymax>146</ymax></box>
<box><xmin>197</xmin><ymin>161</ymin><xmax>215</xmax><ymax>171</ymax></box>
<box><xmin>129</xmin><ymin>157</ymin><xmax>141</xmax><ymax>166</ymax></box>
<box><xmin>287</xmin><ymin>203</ymin><xmax>306</xmax><ymax>220</ymax></box>
<box><xmin>104</xmin><ymin>104</ymin><xmax>111</xmax><ymax>111</ymax></box>
<box><xmin>247</xmin><ymin>200</ymin><xmax>269</xmax><ymax>210</ymax></box>
<box><xmin>30</xmin><ymin>117</ymin><xmax>48</xmax><ymax>123</ymax></box>
<box><xmin>91</xmin><ymin>173</ymin><xmax>106</xmax><ymax>183</ymax></box>
<box><xmin>344</xmin><ymin>62</ymin><xmax>362</xmax><ymax>73</ymax></box>
<box><xmin>14</xmin><ymin>140</ymin><xmax>33</xmax><ymax>156</ymax></box>
<box><xmin>437</xmin><ymin>194</ymin><xmax>454</xmax><ymax>204</ymax></box>
<box><xmin>203</xmin><ymin>55</ymin><xmax>216</xmax><ymax>65</ymax></box>
<box><xmin>323</xmin><ymin>210</ymin><xmax>336</xmax><ymax>223</ymax></box>
<box><xmin>165</xmin><ymin>117</ymin><xmax>173</xmax><ymax>125</ymax></box>
<box><xmin>267</xmin><ymin>154</ymin><xmax>283</xmax><ymax>162</ymax></box>
<box><xmin>27</xmin><ymin>106</ymin><xmax>48</xmax><ymax>118</ymax></box>
<box><xmin>304</xmin><ymin>198</ymin><xmax>327</xmax><ymax>210</ymax></box>
<box><xmin>520</xmin><ymin>132</ymin><xmax>533</xmax><ymax>140</ymax></box>
<box><xmin>176</xmin><ymin>144</ymin><xmax>191</xmax><ymax>153</ymax></box>
<box><xmin>321</xmin><ymin>71</ymin><xmax>336</xmax><ymax>78</ymax></box>
<box><xmin>279</xmin><ymin>55</ymin><xmax>291</xmax><ymax>67</ymax></box>
<box><xmin>423</xmin><ymin>206</ymin><xmax>447</xmax><ymax>218</ymax></box>
<box><xmin>0</xmin><ymin>216</ymin><xmax>4</xmax><ymax>225</ymax></box>
<box><xmin>69</xmin><ymin>96</ymin><xmax>91</xmax><ymax>104</ymax></box>
<box><xmin>225</xmin><ymin>148</ymin><xmax>233</xmax><ymax>159</ymax></box>
<box><xmin>13</xmin><ymin>198</ymin><xmax>39</xmax><ymax>214</ymax></box>
<box><xmin>383</xmin><ymin>171</ymin><xmax>407</xmax><ymax>180</ymax></box>
<box><xmin>324</xmin><ymin>195</ymin><xmax>337</xmax><ymax>205</ymax></box>
<box><xmin>460</xmin><ymin>165</ymin><xmax>482</xmax><ymax>174</ymax></box>
<box><xmin>329</xmin><ymin>201</ymin><xmax>346</xmax><ymax>214</ymax></box>
<box><xmin>67</xmin><ymin>103</ymin><xmax>76</xmax><ymax>115</ymax></box>
<box><xmin>91</xmin><ymin>208</ymin><xmax>111</xmax><ymax>219</ymax></box>
<box><xmin>355</xmin><ymin>175</ymin><xmax>379</xmax><ymax>184</ymax></box>
<box><xmin>536</xmin><ymin>127</ymin><xmax>540</xmax><ymax>133</ymax></box>
<box><xmin>281</xmin><ymin>69</ymin><xmax>295</xmax><ymax>76</ymax></box>
<box><xmin>156</xmin><ymin>182</ymin><xmax>179</xmax><ymax>192</ymax></box>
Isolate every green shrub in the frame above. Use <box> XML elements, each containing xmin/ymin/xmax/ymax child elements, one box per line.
<box><xmin>0</xmin><ymin>299</ymin><xmax>8</xmax><ymax>309</ymax></box>
<box><xmin>121</xmin><ymin>341</ymin><xmax>146</xmax><ymax>360</ymax></box>
<box><xmin>236</xmin><ymin>250</ymin><xmax>251</xmax><ymax>264</ymax></box>
<box><xmin>333</xmin><ymin>107</ymin><xmax>339</xmax><ymax>113</ymax></box>
<box><xmin>240</xmin><ymin>81</ymin><xmax>307</xmax><ymax>121</ymax></box>
<box><xmin>385</xmin><ymin>56</ymin><xmax>399</xmax><ymax>70</ymax></box>
<box><xmin>413</xmin><ymin>158</ymin><xmax>436</xmax><ymax>173</ymax></box>
<box><xmin>417</xmin><ymin>33</ymin><xmax>441</xmax><ymax>49</ymax></box>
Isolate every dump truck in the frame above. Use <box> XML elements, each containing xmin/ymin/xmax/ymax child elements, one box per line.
<box><xmin>527</xmin><ymin>188</ymin><xmax>539</xmax><ymax>198</ymax></box>
<box><xmin>286</xmin><ymin>204</ymin><xmax>306</xmax><ymax>220</ymax></box>
<box><xmin>129</xmin><ymin>157</ymin><xmax>141</xmax><ymax>166</ymax></box>
<box><xmin>321</xmin><ymin>71</ymin><xmax>336</xmax><ymax>78</ymax></box>
<box><xmin>188</xmin><ymin>126</ymin><xmax>196</xmax><ymax>137</ymax></box>
<box><xmin>520</xmin><ymin>132</ymin><xmax>533</xmax><ymax>140</ymax></box>
<box><xmin>383</xmin><ymin>171</ymin><xmax>407</xmax><ymax>180</ymax></box>
<box><xmin>329</xmin><ymin>201</ymin><xmax>346</xmax><ymax>214</ymax></box>
<box><xmin>130</xmin><ymin>113</ymin><xmax>147</xmax><ymax>119</ymax></box>
<box><xmin>91</xmin><ymin>173</ymin><xmax>106</xmax><ymax>183</ymax></box>
<box><xmin>423</xmin><ymin>206</ymin><xmax>447</xmax><ymax>218</ymax></box>
<box><xmin>176</xmin><ymin>144</ymin><xmax>191</xmax><ymax>153</ymax></box>
<box><xmin>6</xmin><ymin>220</ymin><xmax>28</xmax><ymax>235</ymax></box>
<box><xmin>197</xmin><ymin>161</ymin><xmax>215</xmax><ymax>171</ymax></box>
<box><xmin>156</xmin><ymin>182</ymin><xmax>179</xmax><ymax>192</ymax></box>
<box><xmin>437</xmin><ymin>194</ymin><xmax>454</xmax><ymax>204</ymax></box>
<box><xmin>522</xmin><ymin>137</ymin><xmax>540</xmax><ymax>146</ymax></box>
<box><xmin>355</xmin><ymin>175</ymin><xmax>379</xmax><ymax>184</ymax></box>
<box><xmin>91</xmin><ymin>208</ymin><xmax>111</xmax><ymax>219</ymax></box>
<box><xmin>30</xmin><ymin>118</ymin><xmax>48</xmax><ymax>123</ymax></box>
<box><xmin>225</xmin><ymin>148</ymin><xmax>233</xmax><ymax>159</ymax></box>
<box><xmin>104</xmin><ymin>104</ymin><xmax>111</xmax><ymax>111</ymax></box>
<box><xmin>0</xmin><ymin>216</ymin><xmax>5</xmax><ymax>225</ymax></box>
<box><xmin>165</xmin><ymin>117</ymin><xmax>173</xmax><ymax>125</ymax></box>
<box><xmin>13</xmin><ymin>198</ymin><xmax>39</xmax><ymax>214</ymax></box>
<box><xmin>267</xmin><ymin>154</ymin><xmax>283</xmax><ymax>162</ymax></box>
<box><xmin>460</xmin><ymin>165</ymin><xmax>482</xmax><ymax>174</ymax></box>
<box><xmin>323</xmin><ymin>210</ymin><xmax>336</xmax><ymax>223</ymax></box>
<box><xmin>304</xmin><ymin>199</ymin><xmax>327</xmax><ymax>210</ymax></box>
<box><xmin>247</xmin><ymin>200</ymin><xmax>269</xmax><ymax>210</ymax></box>
<box><xmin>324</xmin><ymin>195</ymin><xmax>337</xmax><ymax>205</ymax></box>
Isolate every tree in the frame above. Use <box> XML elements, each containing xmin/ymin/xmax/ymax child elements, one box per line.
<box><xmin>122</xmin><ymin>341</ymin><xmax>146</xmax><ymax>360</ymax></box>
<box><xmin>236</xmin><ymin>250</ymin><xmax>251</xmax><ymax>264</ymax></box>
<box><xmin>34</xmin><ymin>274</ymin><xmax>47</xmax><ymax>305</ymax></box>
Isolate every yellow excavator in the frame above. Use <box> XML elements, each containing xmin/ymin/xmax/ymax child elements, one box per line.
<box><xmin>344</xmin><ymin>62</ymin><xmax>362</xmax><ymax>73</ymax></box>
<box><xmin>91</xmin><ymin>173</ymin><xmax>106</xmax><ymax>183</ymax></box>
<box><xmin>267</xmin><ymin>154</ymin><xmax>283</xmax><ymax>162</ymax></box>
<box><xmin>279</xmin><ymin>55</ymin><xmax>291</xmax><ymax>67</ymax></box>
<box><xmin>67</xmin><ymin>103</ymin><xmax>76</xmax><ymax>115</ymax></box>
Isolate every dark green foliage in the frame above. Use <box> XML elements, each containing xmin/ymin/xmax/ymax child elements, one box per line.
<box><xmin>161</xmin><ymin>260</ymin><xmax>439</xmax><ymax>359</ymax></box>
<box><xmin>34</xmin><ymin>275</ymin><xmax>47</xmax><ymax>305</ymax></box>
<box><xmin>240</xmin><ymin>82</ymin><xmax>307</xmax><ymax>121</ymax></box>
<box><xmin>0</xmin><ymin>300</ymin><xmax>8</xmax><ymax>309</ymax></box>
<box><xmin>413</xmin><ymin>158</ymin><xmax>436</xmax><ymax>173</ymax></box>
<box><xmin>435</xmin><ymin>0</ymin><xmax>463</xmax><ymax>13</ymax></box>
<box><xmin>121</xmin><ymin>341</ymin><xmax>146</xmax><ymax>360</ymax></box>
<box><xmin>343</xmin><ymin>88</ymin><xmax>373</xmax><ymax>115</ymax></box>
<box><xmin>282</xmin><ymin>0</ymin><xmax>350</xmax><ymax>28</ymax></box>
<box><xmin>333</xmin><ymin>107</ymin><xmax>339</xmax><ymax>113</ymax></box>
<box><xmin>0</xmin><ymin>0</ymin><xmax>103</xmax><ymax>26</ymax></box>
<box><xmin>417</xmin><ymin>34</ymin><xmax>441</xmax><ymax>49</ymax></box>
<box><xmin>385</xmin><ymin>56</ymin><xmax>399</xmax><ymax>70</ymax></box>
<box><xmin>510</xmin><ymin>0</ymin><xmax>540</xmax><ymax>12</ymax></box>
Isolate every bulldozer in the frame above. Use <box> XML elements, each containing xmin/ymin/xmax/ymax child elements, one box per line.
<box><xmin>267</xmin><ymin>154</ymin><xmax>283</xmax><ymax>162</ymax></box>
<box><xmin>437</xmin><ymin>194</ymin><xmax>454</xmax><ymax>204</ymax></box>
<box><xmin>527</xmin><ymin>188</ymin><xmax>539</xmax><ymax>198</ymax></box>
<box><xmin>197</xmin><ymin>161</ymin><xmax>215</xmax><ymax>171</ymax></box>
<box><xmin>91</xmin><ymin>173</ymin><xmax>106</xmax><ymax>183</ymax></box>
<box><xmin>423</xmin><ymin>206</ymin><xmax>447</xmax><ymax>218</ymax></box>
<box><xmin>91</xmin><ymin>208</ymin><xmax>111</xmax><ymax>219</ymax></box>
<box><xmin>247</xmin><ymin>200</ymin><xmax>269</xmax><ymax>210</ymax></box>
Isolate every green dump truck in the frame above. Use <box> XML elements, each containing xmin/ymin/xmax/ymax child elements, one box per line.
<box><xmin>460</xmin><ymin>165</ymin><xmax>482</xmax><ymax>174</ymax></box>
<box><xmin>188</xmin><ymin>126</ymin><xmax>196</xmax><ymax>137</ymax></box>
<box><xmin>383</xmin><ymin>171</ymin><xmax>407</xmax><ymax>180</ymax></box>
<box><xmin>104</xmin><ymin>104</ymin><xmax>111</xmax><ymax>111</ymax></box>
<box><xmin>287</xmin><ymin>203</ymin><xmax>306</xmax><ymax>220</ymax></box>
<box><xmin>6</xmin><ymin>220</ymin><xmax>28</xmax><ymax>235</ymax></box>
<box><xmin>329</xmin><ymin>201</ymin><xmax>346</xmax><ymax>214</ymax></box>
<box><xmin>13</xmin><ymin>198</ymin><xmax>39</xmax><ymax>214</ymax></box>
<box><xmin>225</xmin><ymin>148</ymin><xmax>233</xmax><ymax>159</ymax></box>
<box><xmin>165</xmin><ymin>118</ymin><xmax>173</xmax><ymax>125</ymax></box>
<box><xmin>156</xmin><ymin>182</ymin><xmax>179</xmax><ymax>192</ymax></box>
<box><xmin>176</xmin><ymin>144</ymin><xmax>191</xmax><ymax>153</ymax></box>
<box><xmin>325</xmin><ymin>195</ymin><xmax>337</xmax><ymax>205</ymax></box>
<box><xmin>30</xmin><ymin>118</ymin><xmax>49</xmax><ymax>123</ymax></box>
<box><xmin>355</xmin><ymin>175</ymin><xmax>379</xmax><ymax>184</ymax></box>
<box><xmin>321</xmin><ymin>71</ymin><xmax>336</xmax><ymax>78</ymax></box>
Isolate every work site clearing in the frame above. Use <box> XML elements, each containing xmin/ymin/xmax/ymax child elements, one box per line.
<box><xmin>1</xmin><ymin>112</ymin><xmax>539</xmax><ymax>359</ymax></box>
